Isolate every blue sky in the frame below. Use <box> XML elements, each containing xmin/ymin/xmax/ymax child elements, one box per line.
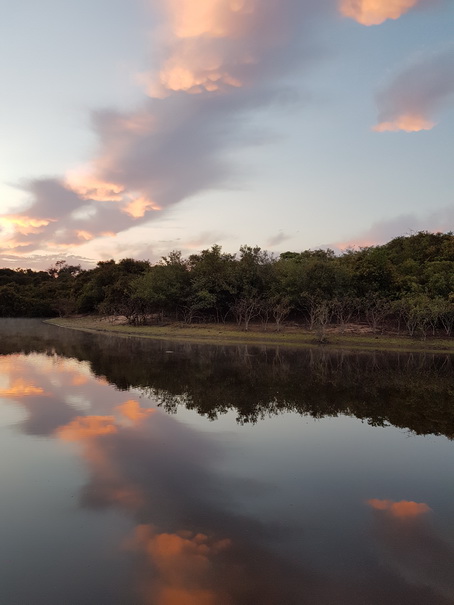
<box><xmin>1</xmin><ymin>0</ymin><xmax>453</xmax><ymax>268</ymax></box>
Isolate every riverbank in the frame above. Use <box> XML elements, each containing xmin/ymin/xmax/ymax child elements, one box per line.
<box><xmin>46</xmin><ymin>317</ymin><xmax>454</xmax><ymax>354</ymax></box>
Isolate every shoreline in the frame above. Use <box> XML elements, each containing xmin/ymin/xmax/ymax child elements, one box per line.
<box><xmin>45</xmin><ymin>317</ymin><xmax>454</xmax><ymax>354</ymax></box>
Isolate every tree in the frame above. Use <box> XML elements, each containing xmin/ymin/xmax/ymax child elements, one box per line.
<box><xmin>361</xmin><ymin>294</ymin><xmax>391</xmax><ymax>333</ymax></box>
<box><xmin>0</xmin><ymin>284</ymin><xmax>27</xmax><ymax>316</ymax></box>
<box><xmin>132</xmin><ymin>253</ymin><xmax>190</xmax><ymax>321</ymax></box>
<box><xmin>188</xmin><ymin>245</ymin><xmax>236</xmax><ymax>322</ymax></box>
<box><xmin>229</xmin><ymin>246</ymin><xmax>274</xmax><ymax>330</ymax></box>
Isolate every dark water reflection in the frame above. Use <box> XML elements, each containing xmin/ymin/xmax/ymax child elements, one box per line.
<box><xmin>0</xmin><ymin>319</ymin><xmax>453</xmax><ymax>604</ymax></box>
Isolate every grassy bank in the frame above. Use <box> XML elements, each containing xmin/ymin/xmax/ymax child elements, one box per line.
<box><xmin>45</xmin><ymin>317</ymin><xmax>454</xmax><ymax>354</ymax></box>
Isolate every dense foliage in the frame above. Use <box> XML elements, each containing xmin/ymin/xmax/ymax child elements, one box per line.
<box><xmin>1</xmin><ymin>231</ymin><xmax>453</xmax><ymax>337</ymax></box>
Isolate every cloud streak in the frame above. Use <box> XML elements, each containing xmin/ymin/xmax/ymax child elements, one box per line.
<box><xmin>267</xmin><ymin>230</ymin><xmax>293</xmax><ymax>248</ymax></box>
<box><xmin>1</xmin><ymin>0</ymin><xmax>323</xmax><ymax>257</ymax></box>
<box><xmin>335</xmin><ymin>206</ymin><xmax>454</xmax><ymax>250</ymax></box>
<box><xmin>373</xmin><ymin>46</ymin><xmax>454</xmax><ymax>132</ymax></box>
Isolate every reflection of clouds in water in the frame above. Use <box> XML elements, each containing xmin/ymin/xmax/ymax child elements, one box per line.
<box><xmin>130</xmin><ymin>525</ymin><xmax>231</xmax><ymax>605</ymax></box>
<box><xmin>58</xmin><ymin>415</ymin><xmax>118</xmax><ymax>440</ymax></box>
<box><xmin>0</xmin><ymin>355</ymin><xmax>46</xmax><ymax>397</ymax></box>
<box><xmin>368</xmin><ymin>499</ymin><xmax>454</xmax><ymax>601</ymax></box>
<box><xmin>0</xmin><ymin>355</ymin><xmax>76</xmax><ymax>433</ymax></box>
<box><xmin>57</xmin><ymin>405</ymin><xmax>223</xmax><ymax>522</ymax></box>
<box><xmin>55</xmin><ymin>401</ymin><xmax>324</xmax><ymax>604</ymax></box>
<box><xmin>2</xmin><ymin>319</ymin><xmax>453</xmax><ymax>439</ymax></box>
<box><xmin>116</xmin><ymin>399</ymin><xmax>156</xmax><ymax>425</ymax></box>
<box><xmin>0</xmin><ymin>353</ymin><xmax>143</xmax><ymax>435</ymax></box>
<box><xmin>2</xmin><ymin>345</ymin><xmax>453</xmax><ymax>604</ymax></box>
<box><xmin>368</xmin><ymin>498</ymin><xmax>432</xmax><ymax>518</ymax></box>
<box><xmin>0</xmin><ymin>378</ymin><xmax>47</xmax><ymax>398</ymax></box>
<box><xmin>65</xmin><ymin>394</ymin><xmax>92</xmax><ymax>411</ymax></box>
<box><xmin>57</xmin><ymin>406</ymin><xmax>151</xmax><ymax>511</ymax></box>
<box><xmin>56</xmin><ymin>399</ymin><xmax>452</xmax><ymax>604</ymax></box>
<box><xmin>70</xmin><ymin>374</ymin><xmax>90</xmax><ymax>386</ymax></box>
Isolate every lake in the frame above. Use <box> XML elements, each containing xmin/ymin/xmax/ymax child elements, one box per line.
<box><xmin>0</xmin><ymin>318</ymin><xmax>453</xmax><ymax>604</ymax></box>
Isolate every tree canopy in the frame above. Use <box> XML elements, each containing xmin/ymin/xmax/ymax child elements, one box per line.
<box><xmin>1</xmin><ymin>232</ymin><xmax>453</xmax><ymax>338</ymax></box>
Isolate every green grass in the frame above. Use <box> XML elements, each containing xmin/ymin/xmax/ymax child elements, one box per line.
<box><xmin>45</xmin><ymin>316</ymin><xmax>454</xmax><ymax>354</ymax></box>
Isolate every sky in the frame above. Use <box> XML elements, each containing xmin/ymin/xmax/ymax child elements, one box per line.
<box><xmin>0</xmin><ymin>0</ymin><xmax>453</xmax><ymax>269</ymax></box>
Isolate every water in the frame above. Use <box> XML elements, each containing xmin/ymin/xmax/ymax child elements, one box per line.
<box><xmin>0</xmin><ymin>319</ymin><xmax>453</xmax><ymax>604</ymax></box>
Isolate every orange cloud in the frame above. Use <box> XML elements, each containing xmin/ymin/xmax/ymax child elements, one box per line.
<box><xmin>0</xmin><ymin>215</ymin><xmax>55</xmax><ymax>236</ymax></box>
<box><xmin>144</xmin><ymin>0</ymin><xmax>264</xmax><ymax>97</ymax></box>
<box><xmin>66</xmin><ymin>169</ymin><xmax>162</xmax><ymax>219</ymax></box>
<box><xmin>0</xmin><ymin>355</ymin><xmax>94</xmax><ymax>397</ymax></box>
<box><xmin>373</xmin><ymin>113</ymin><xmax>435</xmax><ymax>132</ymax></box>
<box><xmin>0</xmin><ymin>378</ymin><xmax>46</xmax><ymax>398</ymax></box>
<box><xmin>131</xmin><ymin>524</ymin><xmax>231</xmax><ymax>605</ymax></box>
<box><xmin>75</xmin><ymin>230</ymin><xmax>95</xmax><ymax>241</ymax></box>
<box><xmin>373</xmin><ymin>47</ymin><xmax>454</xmax><ymax>133</ymax></box>
<box><xmin>155</xmin><ymin>65</ymin><xmax>238</xmax><ymax>96</ymax></box>
<box><xmin>0</xmin><ymin>358</ymin><xmax>147</xmax><ymax>512</ymax></box>
<box><xmin>116</xmin><ymin>400</ymin><xmax>156</xmax><ymax>424</ymax></box>
<box><xmin>0</xmin><ymin>216</ymin><xmax>56</xmax><ymax>253</ymax></box>
<box><xmin>66</xmin><ymin>171</ymin><xmax>125</xmax><ymax>202</ymax></box>
<box><xmin>163</xmin><ymin>0</ymin><xmax>261</xmax><ymax>42</ymax></box>
<box><xmin>57</xmin><ymin>415</ymin><xmax>118</xmax><ymax>441</ymax></box>
<box><xmin>166</xmin><ymin>0</ymin><xmax>233</xmax><ymax>39</ymax></box>
<box><xmin>56</xmin><ymin>413</ymin><xmax>144</xmax><ymax>509</ymax></box>
<box><xmin>71</xmin><ymin>374</ymin><xmax>90</xmax><ymax>386</ymax></box>
<box><xmin>1</xmin><ymin>1</ymin><xmax>322</xmax><ymax>257</ymax></box>
<box><xmin>123</xmin><ymin>197</ymin><xmax>162</xmax><ymax>218</ymax></box>
<box><xmin>368</xmin><ymin>499</ymin><xmax>431</xmax><ymax>518</ymax></box>
<box><xmin>339</xmin><ymin>0</ymin><xmax>422</xmax><ymax>25</ymax></box>
<box><xmin>0</xmin><ymin>240</ymin><xmax>34</xmax><ymax>251</ymax></box>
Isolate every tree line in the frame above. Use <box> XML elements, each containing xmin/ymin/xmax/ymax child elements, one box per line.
<box><xmin>1</xmin><ymin>231</ymin><xmax>453</xmax><ymax>338</ymax></box>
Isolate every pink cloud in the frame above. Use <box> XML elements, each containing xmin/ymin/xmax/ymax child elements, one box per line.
<box><xmin>339</xmin><ymin>0</ymin><xmax>426</xmax><ymax>26</ymax></box>
<box><xmin>1</xmin><ymin>0</ymin><xmax>325</xmax><ymax>258</ymax></box>
<box><xmin>334</xmin><ymin>206</ymin><xmax>454</xmax><ymax>250</ymax></box>
<box><xmin>373</xmin><ymin>46</ymin><xmax>454</xmax><ymax>132</ymax></box>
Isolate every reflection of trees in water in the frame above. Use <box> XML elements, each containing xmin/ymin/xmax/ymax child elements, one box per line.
<box><xmin>1</xmin><ymin>319</ymin><xmax>453</xmax><ymax>438</ymax></box>
<box><xmin>141</xmin><ymin>348</ymin><xmax>454</xmax><ymax>438</ymax></box>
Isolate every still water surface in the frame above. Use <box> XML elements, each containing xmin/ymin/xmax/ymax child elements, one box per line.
<box><xmin>0</xmin><ymin>319</ymin><xmax>453</xmax><ymax>604</ymax></box>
